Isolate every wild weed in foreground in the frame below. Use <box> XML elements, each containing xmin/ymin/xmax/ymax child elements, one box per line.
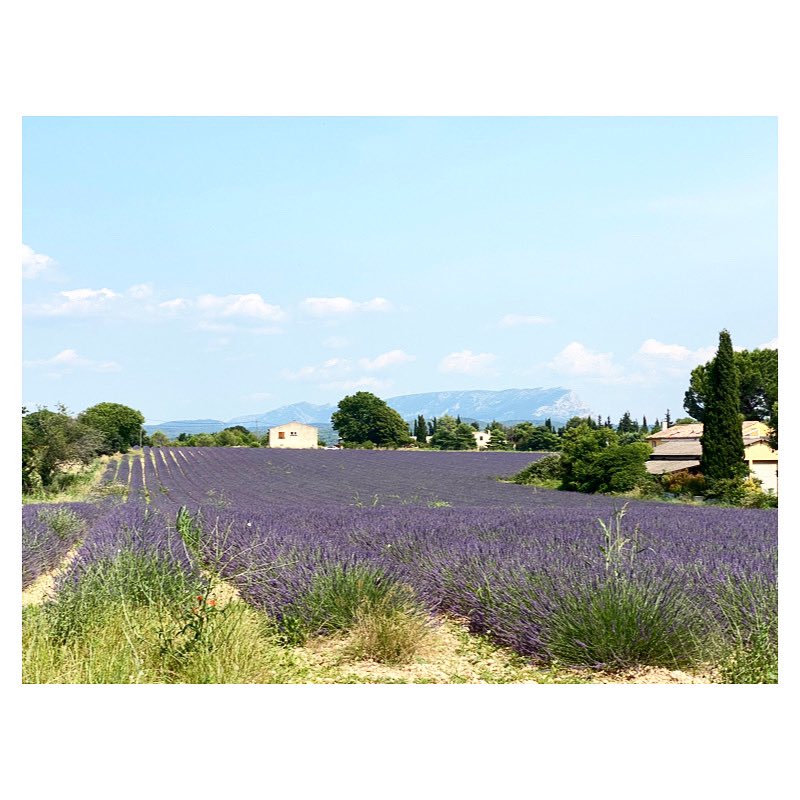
<box><xmin>344</xmin><ymin>597</ymin><xmax>434</xmax><ymax>664</ymax></box>
<box><xmin>45</xmin><ymin>550</ymin><xmax>208</xmax><ymax>645</ymax></box>
<box><xmin>22</xmin><ymin>597</ymin><xmax>301</xmax><ymax>684</ymax></box>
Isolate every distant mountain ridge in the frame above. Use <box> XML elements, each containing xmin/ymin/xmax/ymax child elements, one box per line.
<box><xmin>144</xmin><ymin>388</ymin><xmax>591</xmax><ymax>439</ymax></box>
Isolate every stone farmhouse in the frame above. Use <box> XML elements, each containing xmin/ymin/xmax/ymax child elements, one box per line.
<box><xmin>645</xmin><ymin>420</ymin><xmax>778</xmax><ymax>494</ymax></box>
<box><xmin>268</xmin><ymin>421</ymin><xmax>319</xmax><ymax>449</ymax></box>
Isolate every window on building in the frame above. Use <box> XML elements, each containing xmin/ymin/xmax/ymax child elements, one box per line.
<box><xmin>278</xmin><ymin>431</ymin><xmax>285</xmax><ymax>439</ymax></box>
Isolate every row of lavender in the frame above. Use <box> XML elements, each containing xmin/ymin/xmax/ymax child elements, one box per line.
<box><xmin>193</xmin><ymin>498</ymin><xmax>776</xmax><ymax>663</ymax></box>
<box><xmin>25</xmin><ymin>448</ymin><xmax>777</xmax><ymax>669</ymax></box>
<box><xmin>22</xmin><ymin>501</ymin><xmax>114</xmax><ymax>589</ymax></box>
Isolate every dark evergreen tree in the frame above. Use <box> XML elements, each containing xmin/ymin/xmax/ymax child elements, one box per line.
<box><xmin>641</xmin><ymin>415</ymin><xmax>648</xmax><ymax>434</ymax></box>
<box><xmin>617</xmin><ymin>411</ymin><xmax>634</xmax><ymax>434</ymax></box>
<box><xmin>664</xmin><ymin>408</ymin><xmax>672</xmax><ymax>428</ymax></box>
<box><xmin>700</xmin><ymin>330</ymin><xmax>747</xmax><ymax>481</ymax></box>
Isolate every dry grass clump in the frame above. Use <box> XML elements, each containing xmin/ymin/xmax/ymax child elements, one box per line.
<box><xmin>343</xmin><ymin>601</ymin><xmax>434</xmax><ymax>665</ymax></box>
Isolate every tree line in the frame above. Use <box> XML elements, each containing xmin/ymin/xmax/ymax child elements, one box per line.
<box><xmin>22</xmin><ymin>402</ymin><xmax>146</xmax><ymax>494</ymax></box>
<box><xmin>24</xmin><ymin>331</ymin><xmax>776</xmax><ymax>506</ymax></box>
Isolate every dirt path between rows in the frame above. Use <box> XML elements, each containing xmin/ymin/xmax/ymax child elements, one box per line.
<box><xmin>22</xmin><ymin>547</ymin><xmax>81</xmax><ymax>607</ymax></box>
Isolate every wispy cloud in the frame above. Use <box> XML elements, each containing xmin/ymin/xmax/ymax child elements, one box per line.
<box><xmin>548</xmin><ymin>342</ymin><xmax>622</xmax><ymax>381</ymax></box>
<box><xmin>196</xmin><ymin>293</ymin><xmax>285</xmax><ymax>321</ymax></box>
<box><xmin>300</xmin><ymin>296</ymin><xmax>392</xmax><ymax>316</ymax></box>
<box><xmin>127</xmin><ymin>283</ymin><xmax>153</xmax><ymax>300</ymax></box>
<box><xmin>498</xmin><ymin>313</ymin><xmax>552</xmax><ymax>328</ymax></box>
<box><xmin>439</xmin><ymin>349</ymin><xmax>497</xmax><ymax>375</ymax></box>
<box><xmin>358</xmin><ymin>349</ymin><xmax>415</xmax><ymax>370</ymax></box>
<box><xmin>158</xmin><ymin>298</ymin><xmax>189</xmax><ymax>312</ymax></box>
<box><xmin>636</xmin><ymin>339</ymin><xmax>716</xmax><ymax>364</ymax></box>
<box><xmin>22</xmin><ymin>244</ymin><xmax>57</xmax><ymax>279</ymax></box>
<box><xmin>283</xmin><ymin>357</ymin><xmax>351</xmax><ymax>382</ymax></box>
<box><xmin>24</xmin><ymin>348</ymin><xmax>121</xmax><ymax>376</ymax></box>
<box><xmin>26</xmin><ymin>287</ymin><xmax>121</xmax><ymax>316</ymax></box>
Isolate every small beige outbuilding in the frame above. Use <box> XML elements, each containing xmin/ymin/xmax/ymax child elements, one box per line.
<box><xmin>268</xmin><ymin>421</ymin><xmax>319</xmax><ymax>449</ymax></box>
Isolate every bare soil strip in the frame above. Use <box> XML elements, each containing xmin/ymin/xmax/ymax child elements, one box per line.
<box><xmin>22</xmin><ymin>546</ymin><xmax>81</xmax><ymax>607</ymax></box>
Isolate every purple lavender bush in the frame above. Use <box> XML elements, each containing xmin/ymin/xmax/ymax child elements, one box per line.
<box><xmin>22</xmin><ymin>502</ymin><xmax>107</xmax><ymax>588</ymax></box>
<box><xmin>33</xmin><ymin>447</ymin><xmax>776</xmax><ymax>675</ymax></box>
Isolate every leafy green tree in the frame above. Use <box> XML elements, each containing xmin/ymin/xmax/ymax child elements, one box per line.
<box><xmin>331</xmin><ymin>392</ymin><xmax>412</xmax><ymax>448</ymax></box>
<box><xmin>591</xmin><ymin>441</ymin><xmax>652</xmax><ymax>492</ymax></box>
<box><xmin>429</xmin><ymin>415</ymin><xmax>476</xmax><ymax>450</ymax></box>
<box><xmin>150</xmin><ymin>431</ymin><xmax>170</xmax><ymax>446</ymax></box>
<box><xmin>486</xmin><ymin>421</ymin><xmax>510</xmax><ymax>450</ymax></box>
<box><xmin>684</xmin><ymin>347</ymin><xmax>777</xmax><ymax>423</ymax></box>
<box><xmin>22</xmin><ymin>406</ymin><xmax>105</xmax><ymax>491</ymax></box>
<box><xmin>78</xmin><ymin>402</ymin><xmax>145</xmax><ymax>454</ymax></box>
<box><xmin>700</xmin><ymin>330</ymin><xmax>748</xmax><ymax>482</ymax></box>
<box><xmin>559</xmin><ymin>423</ymin><xmax>618</xmax><ymax>492</ymax></box>
<box><xmin>512</xmin><ymin>422</ymin><xmax>560</xmax><ymax>452</ymax></box>
<box><xmin>767</xmin><ymin>402</ymin><xmax>778</xmax><ymax>450</ymax></box>
<box><xmin>559</xmin><ymin>422</ymin><xmax>650</xmax><ymax>493</ymax></box>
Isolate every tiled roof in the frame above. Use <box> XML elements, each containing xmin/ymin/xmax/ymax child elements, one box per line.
<box><xmin>650</xmin><ymin>441</ymin><xmax>702</xmax><ymax>457</ymax></box>
<box><xmin>647</xmin><ymin>420</ymin><xmax>771</xmax><ymax>442</ymax></box>
<box><xmin>645</xmin><ymin>460</ymin><xmax>700</xmax><ymax>475</ymax></box>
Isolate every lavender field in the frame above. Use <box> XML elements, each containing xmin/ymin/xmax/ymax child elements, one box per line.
<box><xmin>23</xmin><ymin>447</ymin><xmax>779</xmax><ymax>681</ymax></box>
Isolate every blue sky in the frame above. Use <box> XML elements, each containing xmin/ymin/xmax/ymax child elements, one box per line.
<box><xmin>22</xmin><ymin>117</ymin><xmax>777</xmax><ymax>424</ymax></box>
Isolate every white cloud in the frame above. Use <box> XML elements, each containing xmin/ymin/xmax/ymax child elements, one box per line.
<box><xmin>439</xmin><ymin>349</ymin><xmax>497</xmax><ymax>375</ymax></box>
<box><xmin>159</xmin><ymin>298</ymin><xmax>189</xmax><ymax>312</ymax></box>
<box><xmin>127</xmin><ymin>283</ymin><xmax>153</xmax><ymax>299</ymax></box>
<box><xmin>759</xmin><ymin>337</ymin><xmax>778</xmax><ymax>350</ymax></box>
<box><xmin>24</xmin><ymin>348</ymin><xmax>121</xmax><ymax>374</ymax></box>
<box><xmin>548</xmin><ymin>342</ymin><xmax>622</xmax><ymax>380</ymax></box>
<box><xmin>22</xmin><ymin>244</ymin><xmax>56</xmax><ymax>279</ymax></box>
<box><xmin>61</xmin><ymin>288</ymin><xmax>118</xmax><ymax>302</ymax></box>
<box><xmin>358</xmin><ymin>349</ymin><xmax>415</xmax><ymax>370</ymax></box>
<box><xmin>498</xmin><ymin>314</ymin><xmax>552</xmax><ymax>328</ymax></box>
<box><xmin>636</xmin><ymin>339</ymin><xmax>716</xmax><ymax>364</ymax></box>
<box><xmin>197</xmin><ymin>293</ymin><xmax>285</xmax><ymax>321</ymax></box>
<box><xmin>283</xmin><ymin>357</ymin><xmax>352</xmax><ymax>382</ymax></box>
<box><xmin>301</xmin><ymin>296</ymin><xmax>392</xmax><ymax>316</ymax></box>
<box><xmin>27</xmin><ymin>287</ymin><xmax>121</xmax><ymax>316</ymax></box>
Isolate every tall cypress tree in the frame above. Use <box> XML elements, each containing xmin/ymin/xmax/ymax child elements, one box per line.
<box><xmin>700</xmin><ymin>330</ymin><xmax>747</xmax><ymax>481</ymax></box>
